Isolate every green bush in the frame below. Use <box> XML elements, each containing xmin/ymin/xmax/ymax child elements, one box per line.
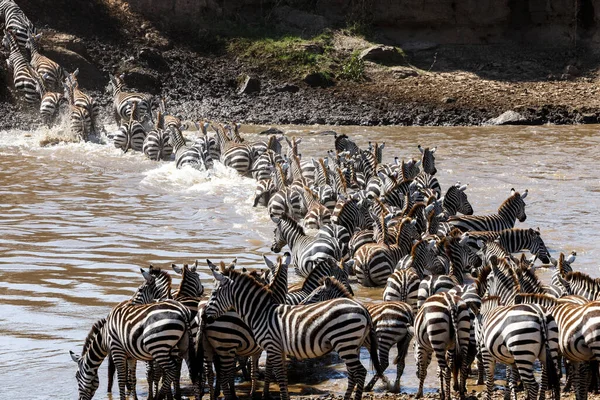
<box><xmin>340</xmin><ymin>51</ymin><xmax>365</xmax><ymax>82</ymax></box>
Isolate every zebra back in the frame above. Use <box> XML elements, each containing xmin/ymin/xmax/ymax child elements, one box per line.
<box><xmin>300</xmin><ymin>276</ymin><xmax>353</xmax><ymax>304</ymax></box>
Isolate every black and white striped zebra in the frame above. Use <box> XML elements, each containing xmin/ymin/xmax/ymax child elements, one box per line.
<box><xmin>270</xmin><ymin>213</ymin><xmax>341</xmax><ymax>277</ymax></box>
<box><xmin>202</xmin><ymin>267</ymin><xmax>383</xmax><ymax>400</ymax></box>
<box><xmin>335</xmin><ymin>133</ymin><xmax>361</xmax><ymax>156</ymax></box>
<box><xmin>414</xmin><ymin>292</ymin><xmax>471</xmax><ymax>400</ymax></box>
<box><xmin>301</xmin><ymin>186</ymin><xmax>332</xmax><ymax>229</ymax></box>
<box><xmin>143</xmin><ymin>111</ymin><xmax>173</xmax><ymax>161</ymax></box>
<box><xmin>551</xmin><ymin>251</ymin><xmax>576</xmax><ymax>289</ymax></box>
<box><xmin>109</xmin><ymin>74</ymin><xmax>154</xmax><ymax>125</ymax></box>
<box><xmin>285</xmin><ymin>257</ymin><xmax>352</xmax><ymax>305</ymax></box>
<box><xmin>29</xmin><ymin>71</ymin><xmax>65</xmax><ymax>127</ymax></box>
<box><xmin>26</xmin><ymin>32</ymin><xmax>63</xmax><ymax>91</ymax></box>
<box><xmin>64</xmin><ymin>69</ymin><xmax>100</xmax><ymax>135</ymax></box>
<box><xmin>113</xmin><ymin>101</ymin><xmax>147</xmax><ymax>152</ymax></box>
<box><xmin>417</xmin><ymin>144</ymin><xmax>437</xmax><ymax>175</ymax></box>
<box><xmin>71</xmin><ymin>275</ymin><xmax>199</xmax><ymax>400</ymax></box>
<box><xmin>3</xmin><ymin>29</ymin><xmax>39</xmax><ymax>104</ymax></box>
<box><xmin>449</xmin><ymin>188</ymin><xmax>528</xmax><ymax>232</ymax></box>
<box><xmin>169</xmin><ymin>126</ymin><xmax>207</xmax><ymax>170</ymax></box>
<box><xmin>0</xmin><ymin>0</ymin><xmax>36</xmax><ymax>51</ymax></box>
<box><xmin>441</xmin><ymin>183</ymin><xmax>473</xmax><ymax>216</ymax></box>
<box><xmin>316</xmin><ymin>223</ymin><xmax>351</xmax><ymax>261</ymax></box>
<box><xmin>476</xmin><ymin>295</ymin><xmax>560</xmax><ymax>400</ymax></box>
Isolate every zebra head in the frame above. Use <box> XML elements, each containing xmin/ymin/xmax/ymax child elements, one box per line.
<box><xmin>509</xmin><ymin>188</ymin><xmax>528</xmax><ymax>222</ymax></box>
<box><xmin>418</xmin><ymin>144</ymin><xmax>437</xmax><ymax>175</ymax></box>
<box><xmin>528</xmin><ymin>228</ymin><xmax>550</xmax><ymax>264</ymax></box>
<box><xmin>172</xmin><ymin>260</ymin><xmax>204</xmax><ymax>297</ymax></box>
<box><xmin>270</xmin><ymin>215</ymin><xmax>293</xmax><ymax>253</ymax></box>
<box><xmin>203</xmin><ymin>265</ymin><xmax>235</xmax><ymax>324</ymax></box>
<box><xmin>444</xmin><ymin>184</ymin><xmax>474</xmax><ymax>216</ymax></box>
<box><xmin>70</xmin><ymin>318</ymin><xmax>107</xmax><ymax>400</ymax></box>
<box><xmin>300</xmin><ymin>276</ymin><xmax>353</xmax><ymax>305</ymax></box>
<box><xmin>130</xmin><ymin>266</ymin><xmax>172</xmax><ymax>304</ymax></box>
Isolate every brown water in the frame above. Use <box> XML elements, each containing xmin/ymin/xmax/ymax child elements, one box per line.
<box><xmin>1</xmin><ymin>124</ymin><xmax>599</xmax><ymax>399</ymax></box>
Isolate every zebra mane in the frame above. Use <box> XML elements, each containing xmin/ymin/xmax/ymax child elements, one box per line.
<box><xmin>489</xmin><ymin>257</ymin><xmax>520</xmax><ymax>303</ymax></box>
<box><xmin>228</xmin><ymin>268</ymin><xmax>275</xmax><ymax>296</ymax></box>
<box><xmin>290</xmin><ymin>259</ymin><xmax>333</xmax><ymax>294</ymax></box>
<box><xmin>407</xmin><ymin>202</ymin><xmax>427</xmax><ymax>218</ymax></box>
<box><xmin>480</xmin><ymin>295</ymin><xmax>502</xmax><ymax>310</ymax></box>
<box><xmin>318</xmin><ymin>276</ymin><xmax>353</xmax><ymax>299</ymax></box>
<box><xmin>565</xmin><ymin>271</ymin><xmax>597</xmax><ymax>286</ymax></box>
<box><xmin>516</xmin><ymin>263</ymin><xmax>544</xmax><ymax>292</ymax></box>
<box><xmin>82</xmin><ymin>318</ymin><xmax>107</xmax><ymax>356</ymax></box>
<box><xmin>149</xmin><ymin>265</ymin><xmax>173</xmax><ymax>290</ymax></box>
<box><xmin>514</xmin><ymin>293</ymin><xmax>557</xmax><ymax>308</ymax></box>
<box><xmin>475</xmin><ymin>264</ymin><xmax>491</xmax><ymax>297</ymax></box>
<box><xmin>279</xmin><ymin>212</ymin><xmax>305</xmax><ymax>235</ymax></box>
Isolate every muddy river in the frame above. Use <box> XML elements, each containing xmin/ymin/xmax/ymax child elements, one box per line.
<box><xmin>0</xmin><ymin>124</ymin><xmax>598</xmax><ymax>399</ymax></box>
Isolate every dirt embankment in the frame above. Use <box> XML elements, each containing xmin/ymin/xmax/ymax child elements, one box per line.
<box><xmin>2</xmin><ymin>0</ymin><xmax>600</xmax><ymax>130</ymax></box>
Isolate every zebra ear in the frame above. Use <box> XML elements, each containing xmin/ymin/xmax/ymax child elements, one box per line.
<box><xmin>206</xmin><ymin>259</ymin><xmax>217</xmax><ymax>272</ymax></box>
<box><xmin>459</xmin><ymin>184</ymin><xmax>468</xmax><ymax>191</ymax></box>
<box><xmin>521</xmin><ymin>189</ymin><xmax>528</xmax><ymax>199</ymax></box>
<box><xmin>270</xmin><ymin>215</ymin><xmax>281</xmax><ymax>224</ymax></box>
<box><xmin>140</xmin><ymin>268</ymin><xmax>154</xmax><ymax>283</ymax></box>
<box><xmin>282</xmin><ymin>251</ymin><xmax>291</xmax><ymax>266</ymax></box>
<box><xmin>458</xmin><ymin>233</ymin><xmax>469</xmax><ymax>246</ymax></box>
<box><xmin>73</xmin><ymin>68</ymin><xmax>79</xmax><ymax>77</ymax></box>
<box><xmin>171</xmin><ymin>264</ymin><xmax>183</xmax><ymax>275</ymax></box>
<box><xmin>227</xmin><ymin>258</ymin><xmax>238</xmax><ymax>271</ymax></box>
<box><xmin>323</xmin><ymin>276</ymin><xmax>333</xmax><ymax>287</ymax></box>
<box><xmin>431</xmin><ymin>147</ymin><xmax>437</xmax><ymax>153</ymax></box>
<box><xmin>70</xmin><ymin>350</ymin><xmax>80</xmax><ymax>363</ymax></box>
<box><xmin>192</xmin><ymin>260</ymin><xmax>198</xmax><ymax>272</ymax></box>
<box><xmin>211</xmin><ymin>267</ymin><xmax>228</xmax><ymax>283</ymax></box>
<box><xmin>262</xmin><ymin>254</ymin><xmax>276</xmax><ymax>272</ymax></box>
<box><xmin>418</xmin><ymin>144</ymin><xmax>424</xmax><ymax>154</ymax></box>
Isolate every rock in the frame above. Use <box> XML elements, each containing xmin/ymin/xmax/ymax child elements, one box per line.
<box><xmin>237</xmin><ymin>75</ymin><xmax>261</xmax><ymax>94</ymax></box>
<box><xmin>272</xmin><ymin>6</ymin><xmax>328</xmax><ymax>35</ymax></box>
<box><xmin>122</xmin><ymin>67</ymin><xmax>162</xmax><ymax>94</ymax></box>
<box><xmin>359</xmin><ymin>45</ymin><xmax>401</xmax><ymax>64</ymax></box>
<box><xmin>258</xmin><ymin>127</ymin><xmax>284</xmax><ymax>135</ymax></box>
<box><xmin>564</xmin><ymin>64</ymin><xmax>579</xmax><ymax>76</ymax></box>
<box><xmin>39</xmin><ymin>32</ymin><xmax>87</xmax><ymax>56</ymax></box>
<box><xmin>303</xmin><ymin>72</ymin><xmax>334</xmax><ymax>88</ymax></box>
<box><xmin>582</xmin><ymin>113</ymin><xmax>598</xmax><ymax>123</ymax></box>
<box><xmin>44</xmin><ymin>47</ymin><xmax>104</xmax><ymax>90</ymax></box>
<box><xmin>390</xmin><ymin>66</ymin><xmax>418</xmax><ymax>79</ymax></box>
<box><xmin>442</xmin><ymin>97</ymin><xmax>456</xmax><ymax>104</ymax></box>
<box><xmin>274</xmin><ymin>83</ymin><xmax>300</xmax><ymax>93</ymax></box>
<box><xmin>138</xmin><ymin>47</ymin><xmax>169</xmax><ymax>71</ymax></box>
<box><xmin>485</xmin><ymin>110</ymin><xmax>528</xmax><ymax>125</ymax></box>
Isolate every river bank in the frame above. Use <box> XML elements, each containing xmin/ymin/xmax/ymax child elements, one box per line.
<box><xmin>2</xmin><ymin>0</ymin><xmax>600</xmax><ymax>130</ymax></box>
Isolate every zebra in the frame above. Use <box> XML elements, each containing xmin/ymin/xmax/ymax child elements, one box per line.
<box><xmin>383</xmin><ymin>239</ymin><xmax>438</xmax><ymax>314</ymax></box>
<box><xmin>476</xmin><ymin>295</ymin><xmax>561</xmax><ymax>400</ymax></box>
<box><xmin>334</xmin><ymin>133</ymin><xmax>361</xmax><ymax>156</ymax></box>
<box><xmin>108</xmin><ymin>74</ymin><xmax>154</xmax><ymax>125</ymax></box>
<box><xmin>270</xmin><ymin>213</ymin><xmax>341</xmax><ymax>277</ymax></box>
<box><xmin>441</xmin><ymin>183</ymin><xmax>474</xmax><ymax>216</ymax></box>
<box><xmin>169</xmin><ymin>125</ymin><xmax>207</xmax><ymax>170</ymax></box>
<box><xmin>25</xmin><ymin>32</ymin><xmax>63</xmax><ymax>91</ymax></box>
<box><xmin>515</xmin><ymin>259</ymin><xmax>564</xmax><ymax>298</ymax></box>
<box><xmin>251</xmin><ymin>149</ymin><xmax>283</xmax><ymax>181</ymax></box>
<box><xmin>449</xmin><ymin>188</ymin><xmax>528</xmax><ymax>232</ymax></box>
<box><xmin>299</xmin><ymin>277</ymin><xmax>414</xmax><ymax>393</ymax></box>
<box><xmin>3</xmin><ymin>29</ymin><xmax>39</xmax><ymax>104</ymax></box>
<box><xmin>0</xmin><ymin>0</ymin><xmax>36</xmax><ymax>51</ymax></box>
<box><xmin>62</xmin><ymin>81</ymin><xmax>91</xmax><ymax>141</ymax></box>
<box><xmin>113</xmin><ymin>101</ymin><xmax>147</xmax><ymax>152</ymax></box>
<box><xmin>29</xmin><ymin>71</ymin><xmax>64</xmax><ymax>127</ymax></box>
<box><xmin>72</xmin><ymin>272</ymin><xmax>199</xmax><ymax>400</ymax></box>
<box><xmin>64</xmin><ymin>69</ymin><xmax>100</xmax><ymax>135</ymax></box>
<box><xmin>301</xmin><ymin>186</ymin><xmax>332</xmax><ymax>229</ymax></box>
<box><xmin>414</xmin><ymin>292</ymin><xmax>471</xmax><ymax>400</ymax></box>
<box><xmin>202</xmin><ymin>267</ymin><xmax>383</xmax><ymax>400</ymax></box>
<box><xmin>143</xmin><ymin>111</ymin><xmax>173</xmax><ymax>161</ymax></box>
<box><xmin>417</xmin><ymin>144</ymin><xmax>437</xmax><ymax>175</ymax></box>
<box><xmin>253</xmin><ymin>178</ymin><xmax>275</xmax><ymax>207</ymax></box>
<box><xmin>551</xmin><ymin>251</ymin><xmax>576</xmax><ymax>289</ymax></box>
<box><xmin>413</xmin><ymin>172</ymin><xmax>441</xmax><ymax>199</ymax></box>
<box><xmin>285</xmin><ymin>257</ymin><xmax>353</xmax><ymax>305</ymax></box>
<box><xmin>316</xmin><ymin>223</ymin><xmax>351</xmax><ymax>261</ymax></box>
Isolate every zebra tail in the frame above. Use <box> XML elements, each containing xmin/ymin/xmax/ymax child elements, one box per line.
<box><xmin>368</xmin><ymin>323</ymin><xmax>384</xmax><ymax>377</ymax></box>
<box><xmin>107</xmin><ymin>351</ymin><xmax>115</xmax><ymax>393</ymax></box>
<box><xmin>186</xmin><ymin>319</ymin><xmax>202</xmax><ymax>387</ymax></box>
<box><xmin>449</xmin><ymin>304</ymin><xmax>462</xmax><ymax>382</ymax></box>
<box><xmin>541</xmin><ymin>315</ymin><xmax>560</xmax><ymax>400</ymax></box>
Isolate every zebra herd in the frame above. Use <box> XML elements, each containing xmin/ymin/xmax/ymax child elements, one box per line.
<box><xmin>70</xmin><ymin>129</ymin><xmax>600</xmax><ymax>400</ymax></box>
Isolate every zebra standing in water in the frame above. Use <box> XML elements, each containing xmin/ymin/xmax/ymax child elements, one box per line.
<box><xmin>109</xmin><ymin>74</ymin><xmax>154</xmax><ymax>125</ymax></box>
<box><xmin>72</xmin><ymin>271</ymin><xmax>199</xmax><ymax>400</ymax></box>
<box><xmin>169</xmin><ymin>126</ymin><xmax>208</xmax><ymax>170</ymax></box>
<box><xmin>29</xmin><ymin>71</ymin><xmax>64</xmax><ymax>127</ymax></box>
<box><xmin>202</xmin><ymin>267</ymin><xmax>383</xmax><ymax>400</ymax></box>
<box><xmin>64</xmin><ymin>69</ymin><xmax>100</xmax><ymax>135</ymax></box>
<box><xmin>26</xmin><ymin>32</ymin><xmax>63</xmax><ymax>90</ymax></box>
<box><xmin>270</xmin><ymin>213</ymin><xmax>341</xmax><ymax>277</ymax></box>
<box><xmin>414</xmin><ymin>292</ymin><xmax>472</xmax><ymax>400</ymax></box>
<box><xmin>449</xmin><ymin>188</ymin><xmax>528</xmax><ymax>232</ymax></box>
<box><xmin>113</xmin><ymin>102</ymin><xmax>147</xmax><ymax>152</ymax></box>
<box><xmin>143</xmin><ymin>111</ymin><xmax>173</xmax><ymax>161</ymax></box>
<box><xmin>3</xmin><ymin>30</ymin><xmax>39</xmax><ymax>104</ymax></box>
<box><xmin>0</xmin><ymin>0</ymin><xmax>36</xmax><ymax>51</ymax></box>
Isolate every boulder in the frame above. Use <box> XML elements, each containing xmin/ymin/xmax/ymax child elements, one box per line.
<box><xmin>390</xmin><ymin>66</ymin><xmax>418</xmax><ymax>79</ymax></box>
<box><xmin>237</xmin><ymin>75</ymin><xmax>261</xmax><ymax>94</ymax></box>
<box><xmin>274</xmin><ymin>83</ymin><xmax>300</xmax><ymax>93</ymax></box>
<box><xmin>44</xmin><ymin>47</ymin><xmax>104</xmax><ymax>90</ymax></box>
<box><xmin>485</xmin><ymin>110</ymin><xmax>528</xmax><ymax>125</ymax></box>
<box><xmin>122</xmin><ymin>67</ymin><xmax>162</xmax><ymax>94</ymax></box>
<box><xmin>359</xmin><ymin>45</ymin><xmax>402</xmax><ymax>64</ymax></box>
<box><xmin>303</xmin><ymin>72</ymin><xmax>334</xmax><ymax>88</ymax></box>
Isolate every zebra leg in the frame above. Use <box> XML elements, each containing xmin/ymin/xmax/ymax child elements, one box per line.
<box><xmin>415</xmin><ymin>344</ymin><xmax>432</xmax><ymax>398</ymax></box>
<box><xmin>267</xmin><ymin>352</ymin><xmax>289</xmax><ymax>400</ymax></box>
<box><xmin>127</xmin><ymin>359</ymin><xmax>137</xmax><ymax>399</ymax></box>
<box><xmin>147</xmin><ymin>361</ymin><xmax>155</xmax><ymax>400</ymax></box>
<box><xmin>393</xmin><ymin>335</ymin><xmax>412</xmax><ymax>393</ymax></box>
<box><xmin>515</xmin><ymin>360</ymin><xmax>538</xmax><ymax>400</ymax></box>
<box><xmin>477</xmin><ymin>350</ymin><xmax>485</xmax><ymax>385</ymax></box>
<box><xmin>262</xmin><ymin>354</ymin><xmax>273</xmax><ymax>400</ymax></box>
<box><xmin>204</xmin><ymin>357</ymin><xmax>215</xmax><ymax>400</ymax></box>
<box><xmin>575</xmin><ymin>362</ymin><xmax>590</xmax><ymax>400</ymax></box>
<box><xmin>339</xmin><ymin>348</ymin><xmax>366</xmax><ymax>400</ymax></box>
<box><xmin>507</xmin><ymin>366</ymin><xmax>517</xmax><ymax>400</ymax></box>
<box><xmin>564</xmin><ymin>359</ymin><xmax>573</xmax><ymax>392</ymax></box>
<box><xmin>154</xmin><ymin>353</ymin><xmax>178</xmax><ymax>400</ymax></box>
<box><xmin>173</xmin><ymin>358</ymin><xmax>183</xmax><ymax>400</ymax></box>
<box><xmin>483</xmin><ymin>351</ymin><xmax>496</xmax><ymax>400</ymax></box>
<box><xmin>112</xmin><ymin>350</ymin><xmax>130</xmax><ymax>400</ymax></box>
<box><xmin>364</xmin><ymin>334</ymin><xmax>389</xmax><ymax>393</ymax></box>
<box><xmin>107</xmin><ymin>352</ymin><xmax>116</xmax><ymax>393</ymax></box>
<box><xmin>250</xmin><ymin>353</ymin><xmax>261</xmax><ymax>399</ymax></box>
<box><xmin>219</xmin><ymin>355</ymin><xmax>237</xmax><ymax>400</ymax></box>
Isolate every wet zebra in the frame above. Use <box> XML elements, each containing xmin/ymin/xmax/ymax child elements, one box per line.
<box><xmin>30</xmin><ymin>71</ymin><xmax>64</xmax><ymax>127</ymax></box>
<box><xmin>449</xmin><ymin>188</ymin><xmax>528</xmax><ymax>232</ymax></box>
<box><xmin>64</xmin><ymin>69</ymin><xmax>100</xmax><ymax>134</ymax></box>
<box><xmin>316</xmin><ymin>223</ymin><xmax>351</xmax><ymax>261</ymax></box>
<box><xmin>299</xmin><ymin>278</ymin><xmax>414</xmax><ymax>393</ymax></box>
<box><xmin>143</xmin><ymin>112</ymin><xmax>173</xmax><ymax>161</ymax></box>
<box><xmin>169</xmin><ymin>126</ymin><xmax>207</xmax><ymax>170</ymax></box>
<box><xmin>476</xmin><ymin>296</ymin><xmax>560</xmax><ymax>400</ymax></box>
<box><xmin>414</xmin><ymin>292</ymin><xmax>471</xmax><ymax>400</ymax></box>
<box><xmin>26</xmin><ymin>32</ymin><xmax>63</xmax><ymax>90</ymax></box>
<box><xmin>441</xmin><ymin>183</ymin><xmax>474</xmax><ymax>216</ymax></box>
<box><xmin>113</xmin><ymin>102</ymin><xmax>146</xmax><ymax>152</ymax></box>
<box><xmin>417</xmin><ymin>144</ymin><xmax>437</xmax><ymax>175</ymax></box>
<box><xmin>202</xmin><ymin>267</ymin><xmax>383</xmax><ymax>400</ymax></box>
<box><xmin>109</xmin><ymin>74</ymin><xmax>154</xmax><ymax>125</ymax></box>
<box><xmin>270</xmin><ymin>213</ymin><xmax>341</xmax><ymax>277</ymax></box>
<box><xmin>335</xmin><ymin>133</ymin><xmax>361</xmax><ymax>156</ymax></box>
<box><xmin>413</xmin><ymin>172</ymin><xmax>441</xmax><ymax>199</ymax></box>
<box><xmin>72</xmin><ymin>273</ymin><xmax>198</xmax><ymax>400</ymax></box>
<box><xmin>301</xmin><ymin>186</ymin><xmax>332</xmax><ymax>229</ymax></box>
<box><xmin>551</xmin><ymin>251</ymin><xmax>576</xmax><ymax>288</ymax></box>
<box><xmin>3</xmin><ymin>30</ymin><xmax>38</xmax><ymax>104</ymax></box>
<box><xmin>0</xmin><ymin>0</ymin><xmax>36</xmax><ymax>51</ymax></box>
